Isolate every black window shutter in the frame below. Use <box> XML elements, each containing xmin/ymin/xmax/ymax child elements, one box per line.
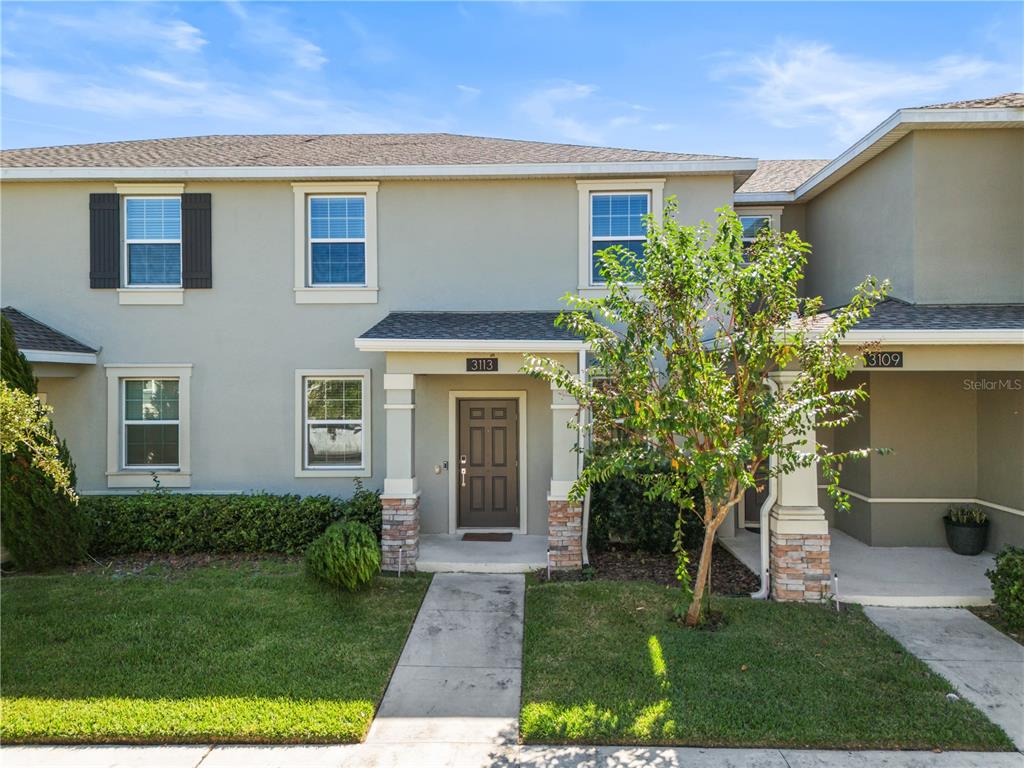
<box><xmin>181</xmin><ymin>193</ymin><xmax>212</xmax><ymax>288</ymax></box>
<box><xmin>89</xmin><ymin>193</ymin><xmax>120</xmax><ymax>288</ymax></box>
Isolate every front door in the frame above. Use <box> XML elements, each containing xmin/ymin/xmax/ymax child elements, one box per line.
<box><xmin>457</xmin><ymin>398</ymin><xmax>519</xmax><ymax>528</ymax></box>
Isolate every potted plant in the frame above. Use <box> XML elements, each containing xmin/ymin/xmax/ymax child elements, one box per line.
<box><xmin>944</xmin><ymin>506</ymin><xmax>989</xmax><ymax>556</ymax></box>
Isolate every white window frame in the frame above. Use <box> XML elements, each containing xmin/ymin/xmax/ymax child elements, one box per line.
<box><xmin>120</xmin><ymin>378</ymin><xmax>180</xmax><ymax>472</ymax></box>
<box><xmin>577</xmin><ymin>179</ymin><xmax>664</xmax><ymax>295</ymax></box>
<box><xmin>115</xmin><ymin>183</ymin><xmax>186</xmax><ymax>305</ymax></box>
<box><xmin>295</xmin><ymin>369</ymin><xmax>372</xmax><ymax>478</ymax></box>
<box><xmin>105</xmin><ymin>364</ymin><xmax>192</xmax><ymax>488</ymax></box>
<box><xmin>735</xmin><ymin>206</ymin><xmax>782</xmax><ymax>246</ymax></box>
<box><xmin>292</xmin><ymin>183</ymin><xmax>379</xmax><ymax>304</ymax></box>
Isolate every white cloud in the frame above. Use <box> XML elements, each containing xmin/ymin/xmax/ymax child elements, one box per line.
<box><xmin>226</xmin><ymin>2</ymin><xmax>327</xmax><ymax>71</ymax></box>
<box><xmin>41</xmin><ymin>8</ymin><xmax>206</xmax><ymax>52</ymax></box>
<box><xmin>715</xmin><ymin>41</ymin><xmax>998</xmax><ymax>144</ymax></box>
<box><xmin>520</xmin><ymin>81</ymin><xmax>603</xmax><ymax>143</ymax></box>
<box><xmin>456</xmin><ymin>84</ymin><xmax>482</xmax><ymax>100</ymax></box>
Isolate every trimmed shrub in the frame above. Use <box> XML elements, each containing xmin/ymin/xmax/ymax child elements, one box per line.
<box><xmin>987</xmin><ymin>546</ymin><xmax>1024</xmax><ymax>630</ymax></box>
<box><xmin>82</xmin><ymin>492</ymin><xmax>350</xmax><ymax>555</ymax></box>
<box><xmin>589</xmin><ymin>469</ymin><xmax>704</xmax><ymax>554</ymax></box>
<box><xmin>1</xmin><ymin>315</ymin><xmax>89</xmax><ymax>569</ymax></box>
<box><xmin>306</xmin><ymin>520</ymin><xmax>380</xmax><ymax>590</ymax></box>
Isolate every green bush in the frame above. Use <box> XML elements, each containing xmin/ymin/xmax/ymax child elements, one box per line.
<box><xmin>82</xmin><ymin>491</ymin><xmax>351</xmax><ymax>556</ymax></box>
<box><xmin>588</xmin><ymin>467</ymin><xmax>704</xmax><ymax>554</ymax></box>
<box><xmin>1</xmin><ymin>315</ymin><xmax>90</xmax><ymax>570</ymax></box>
<box><xmin>305</xmin><ymin>520</ymin><xmax>380</xmax><ymax>590</ymax></box>
<box><xmin>342</xmin><ymin>479</ymin><xmax>383</xmax><ymax>540</ymax></box>
<box><xmin>987</xmin><ymin>546</ymin><xmax>1024</xmax><ymax>630</ymax></box>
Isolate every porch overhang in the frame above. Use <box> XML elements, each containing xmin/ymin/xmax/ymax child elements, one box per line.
<box><xmin>2</xmin><ymin>307</ymin><xmax>99</xmax><ymax>368</ymax></box>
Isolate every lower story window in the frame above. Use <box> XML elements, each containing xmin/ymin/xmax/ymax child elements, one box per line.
<box><xmin>303</xmin><ymin>375</ymin><xmax>366</xmax><ymax>470</ymax></box>
<box><xmin>123</xmin><ymin>378</ymin><xmax>180</xmax><ymax>468</ymax></box>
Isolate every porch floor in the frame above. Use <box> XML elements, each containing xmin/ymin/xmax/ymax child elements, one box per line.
<box><xmin>418</xmin><ymin>534</ymin><xmax>548</xmax><ymax>574</ymax></box>
<box><xmin>720</xmin><ymin>528</ymin><xmax>995</xmax><ymax>607</ymax></box>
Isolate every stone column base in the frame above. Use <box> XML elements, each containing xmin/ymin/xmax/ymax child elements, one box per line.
<box><xmin>547</xmin><ymin>498</ymin><xmax>583</xmax><ymax>570</ymax></box>
<box><xmin>381</xmin><ymin>495</ymin><xmax>420</xmax><ymax>574</ymax></box>
<box><xmin>770</xmin><ymin>529</ymin><xmax>831</xmax><ymax>602</ymax></box>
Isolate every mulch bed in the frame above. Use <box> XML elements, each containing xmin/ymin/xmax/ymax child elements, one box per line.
<box><xmin>60</xmin><ymin>552</ymin><xmax>302</xmax><ymax>577</ymax></box>
<box><xmin>589</xmin><ymin>543</ymin><xmax>759</xmax><ymax>595</ymax></box>
<box><xmin>969</xmin><ymin>605</ymin><xmax>1024</xmax><ymax>646</ymax></box>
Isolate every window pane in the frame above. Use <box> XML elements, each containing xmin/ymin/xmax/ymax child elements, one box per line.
<box><xmin>125</xmin><ymin>379</ymin><xmax>179</xmax><ymax>421</ymax></box>
<box><xmin>310</xmin><ymin>196</ymin><xmax>365</xmax><ymax>239</ymax></box>
<box><xmin>126</xmin><ymin>198</ymin><xmax>181</xmax><ymax>240</ymax></box>
<box><xmin>306</xmin><ymin>378</ymin><xmax>362</xmax><ymax>420</ymax></box>
<box><xmin>740</xmin><ymin>216</ymin><xmax>771</xmax><ymax>240</ymax></box>
<box><xmin>125</xmin><ymin>424</ymin><xmax>179</xmax><ymax>466</ymax></box>
<box><xmin>592</xmin><ymin>193</ymin><xmax>648</xmax><ymax>238</ymax></box>
<box><xmin>128</xmin><ymin>243</ymin><xmax>182</xmax><ymax>285</ymax></box>
<box><xmin>310</xmin><ymin>242</ymin><xmax>366</xmax><ymax>285</ymax></box>
<box><xmin>592</xmin><ymin>239</ymin><xmax>645</xmax><ymax>283</ymax></box>
<box><xmin>307</xmin><ymin>424</ymin><xmax>362</xmax><ymax>467</ymax></box>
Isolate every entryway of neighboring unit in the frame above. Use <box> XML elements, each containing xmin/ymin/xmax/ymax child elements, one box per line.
<box><xmin>457</xmin><ymin>398</ymin><xmax>519</xmax><ymax>529</ymax></box>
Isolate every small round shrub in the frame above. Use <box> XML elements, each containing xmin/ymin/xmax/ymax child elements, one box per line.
<box><xmin>987</xmin><ymin>546</ymin><xmax>1024</xmax><ymax>630</ymax></box>
<box><xmin>305</xmin><ymin>520</ymin><xmax>380</xmax><ymax>591</ymax></box>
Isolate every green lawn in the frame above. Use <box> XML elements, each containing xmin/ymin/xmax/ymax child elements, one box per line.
<box><xmin>521</xmin><ymin>580</ymin><xmax>1013</xmax><ymax>750</ymax></box>
<box><xmin>0</xmin><ymin>561</ymin><xmax>430</xmax><ymax>743</ymax></box>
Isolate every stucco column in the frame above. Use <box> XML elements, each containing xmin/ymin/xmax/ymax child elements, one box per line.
<box><xmin>381</xmin><ymin>373</ymin><xmax>419</xmax><ymax>573</ymax></box>
<box><xmin>547</xmin><ymin>384</ymin><xmax>583</xmax><ymax>569</ymax></box>
<box><xmin>769</xmin><ymin>371</ymin><xmax>831</xmax><ymax>602</ymax></box>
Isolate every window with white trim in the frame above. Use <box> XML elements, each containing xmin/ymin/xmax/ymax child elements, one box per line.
<box><xmin>739</xmin><ymin>215</ymin><xmax>771</xmax><ymax>248</ymax></box>
<box><xmin>124</xmin><ymin>197</ymin><xmax>182</xmax><ymax>287</ymax></box>
<box><xmin>122</xmin><ymin>378</ymin><xmax>180</xmax><ymax>468</ymax></box>
<box><xmin>300</xmin><ymin>374</ymin><xmax>369</xmax><ymax>471</ymax></box>
<box><xmin>577</xmin><ymin>179</ymin><xmax>664</xmax><ymax>292</ymax></box>
<box><xmin>308</xmin><ymin>196</ymin><xmax>366</xmax><ymax>285</ymax></box>
<box><xmin>590</xmin><ymin>192</ymin><xmax>649</xmax><ymax>284</ymax></box>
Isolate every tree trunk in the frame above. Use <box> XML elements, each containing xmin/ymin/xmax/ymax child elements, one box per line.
<box><xmin>685</xmin><ymin>513</ymin><xmax>723</xmax><ymax>626</ymax></box>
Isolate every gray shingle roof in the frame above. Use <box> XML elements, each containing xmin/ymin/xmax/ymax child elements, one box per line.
<box><xmin>2</xmin><ymin>307</ymin><xmax>97</xmax><ymax>354</ymax></box>
<box><xmin>852</xmin><ymin>301</ymin><xmax>1024</xmax><ymax>331</ymax></box>
<box><xmin>918</xmin><ymin>92</ymin><xmax>1024</xmax><ymax>110</ymax></box>
<box><xmin>0</xmin><ymin>133</ymin><xmax>739</xmax><ymax>169</ymax></box>
<box><xmin>736</xmin><ymin>159</ymin><xmax>830</xmax><ymax>195</ymax></box>
<box><xmin>359</xmin><ymin>311</ymin><xmax>582</xmax><ymax>342</ymax></box>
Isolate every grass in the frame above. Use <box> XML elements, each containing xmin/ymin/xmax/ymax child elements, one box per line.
<box><xmin>521</xmin><ymin>580</ymin><xmax>1014</xmax><ymax>750</ymax></box>
<box><xmin>0</xmin><ymin>561</ymin><xmax>430</xmax><ymax>744</ymax></box>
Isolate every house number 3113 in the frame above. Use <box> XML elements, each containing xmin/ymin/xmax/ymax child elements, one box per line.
<box><xmin>466</xmin><ymin>357</ymin><xmax>498</xmax><ymax>372</ymax></box>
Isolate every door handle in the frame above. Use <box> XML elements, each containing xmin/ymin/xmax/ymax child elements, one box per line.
<box><xmin>460</xmin><ymin>468</ymin><xmax>467</xmax><ymax>487</ymax></box>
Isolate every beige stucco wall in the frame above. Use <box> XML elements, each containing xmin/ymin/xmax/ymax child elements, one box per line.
<box><xmin>2</xmin><ymin>173</ymin><xmax>734</xmax><ymax>496</ymax></box>
<box><xmin>802</xmin><ymin>128</ymin><xmax>1024</xmax><ymax>308</ymax></box>
<box><xmin>804</xmin><ymin>135</ymin><xmax>915</xmax><ymax>307</ymax></box>
<box><xmin>912</xmin><ymin>129</ymin><xmax>1024</xmax><ymax>304</ymax></box>
<box><xmin>826</xmin><ymin>370</ymin><xmax>1024</xmax><ymax>549</ymax></box>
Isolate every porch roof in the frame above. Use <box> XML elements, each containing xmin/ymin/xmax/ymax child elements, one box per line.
<box><xmin>1</xmin><ymin>307</ymin><xmax>98</xmax><ymax>364</ymax></box>
<box><xmin>841</xmin><ymin>300</ymin><xmax>1024</xmax><ymax>345</ymax></box>
<box><xmin>355</xmin><ymin>311</ymin><xmax>586</xmax><ymax>352</ymax></box>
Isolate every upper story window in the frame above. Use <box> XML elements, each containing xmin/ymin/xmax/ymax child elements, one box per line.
<box><xmin>124</xmin><ymin>197</ymin><xmax>182</xmax><ymax>287</ymax></box>
<box><xmin>577</xmin><ymin>179</ymin><xmax>664</xmax><ymax>294</ymax></box>
<box><xmin>292</xmin><ymin>182</ymin><xmax>379</xmax><ymax>304</ymax></box>
<box><xmin>590</xmin><ymin>192</ymin><xmax>649</xmax><ymax>284</ymax></box>
<box><xmin>309</xmin><ymin>196</ymin><xmax>366</xmax><ymax>285</ymax></box>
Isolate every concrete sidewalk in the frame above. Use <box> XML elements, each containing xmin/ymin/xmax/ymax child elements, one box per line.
<box><xmin>363</xmin><ymin>572</ymin><xmax>525</xmax><ymax>760</ymax></box>
<box><xmin>866</xmin><ymin>606</ymin><xmax>1024</xmax><ymax>750</ymax></box>
<box><xmin>2</xmin><ymin>744</ymin><xmax>1021</xmax><ymax>767</ymax></box>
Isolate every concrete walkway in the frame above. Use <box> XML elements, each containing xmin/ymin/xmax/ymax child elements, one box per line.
<box><xmin>866</xmin><ymin>606</ymin><xmax>1024</xmax><ymax>750</ymax></box>
<box><xmin>362</xmin><ymin>572</ymin><xmax>525</xmax><ymax>763</ymax></box>
<box><xmin>3</xmin><ymin>744</ymin><xmax>1021</xmax><ymax>767</ymax></box>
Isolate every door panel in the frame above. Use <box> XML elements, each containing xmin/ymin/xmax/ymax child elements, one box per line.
<box><xmin>458</xmin><ymin>398</ymin><xmax>519</xmax><ymax>528</ymax></box>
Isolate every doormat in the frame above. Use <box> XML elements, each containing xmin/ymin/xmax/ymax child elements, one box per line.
<box><xmin>462</xmin><ymin>532</ymin><xmax>513</xmax><ymax>542</ymax></box>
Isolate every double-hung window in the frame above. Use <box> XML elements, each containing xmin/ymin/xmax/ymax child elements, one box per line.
<box><xmin>299</xmin><ymin>372</ymin><xmax>370</xmax><ymax>474</ymax></box>
<box><xmin>739</xmin><ymin>215</ymin><xmax>771</xmax><ymax>249</ymax></box>
<box><xmin>590</xmin><ymin>192</ymin><xmax>649</xmax><ymax>284</ymax></box>
<box><xmin>308</xmin><ymin>196</ymin><xmax>366</xmax><ymax>286</ymax></box>
<box><xmin>578</xmin><ymin>180</ymin><xmax>663</xmax><ymax>291</ymax></box>
<box><xmin>122</xmin><ymin>378</ymin><xmax>180</xmax><ymax>469</ymax></box>
<box><xmin>124</xmin><ymin>197</ymin><xmax>182</xmax><ymax>287</ymax></box>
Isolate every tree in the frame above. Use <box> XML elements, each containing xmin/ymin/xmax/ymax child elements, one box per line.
<box><xmin>525</xmin><ymin>202</ymin><xmax>887</xmax><ymax>626</ymax></box>
<box><xmin>1</xmin><ymin>315</ymin><xmax>87</xmax><ymax>569</ymax></box>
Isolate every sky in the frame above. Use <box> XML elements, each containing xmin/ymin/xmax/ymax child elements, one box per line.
<box><xmin>1</xmin><ymin>2</ymin><xmax>1021</xmax><ymax>159</ymax></box>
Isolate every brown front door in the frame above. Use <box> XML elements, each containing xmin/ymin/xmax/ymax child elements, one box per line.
<box><xmin>457</xmin><ymin>398</ymin><xmax>519</xmax><ymax>528</ymax></box>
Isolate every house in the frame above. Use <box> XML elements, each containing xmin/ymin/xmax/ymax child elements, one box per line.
<box><xmin>1</xmin><ymin>95</ymin><xmax>1021</xmax><ymax>600</ymax></box>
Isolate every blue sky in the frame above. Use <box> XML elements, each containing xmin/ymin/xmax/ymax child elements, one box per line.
<box><xmin>2</xmin><ymin>2</ymin><xmax>1021</xmax><ymax>158</ymax></box>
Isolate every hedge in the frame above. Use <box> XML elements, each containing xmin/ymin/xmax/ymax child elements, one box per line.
<box><xmin>80</xmin><ymin>487</ymin><xmax>381</xmax><ymax>556</ymax></box>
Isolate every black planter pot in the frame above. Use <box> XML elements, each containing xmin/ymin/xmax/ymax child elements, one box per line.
<box><xmin>944</xmin><ymin>518</ymin><xmax>989</xmax><ymax>556</ymax></box>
